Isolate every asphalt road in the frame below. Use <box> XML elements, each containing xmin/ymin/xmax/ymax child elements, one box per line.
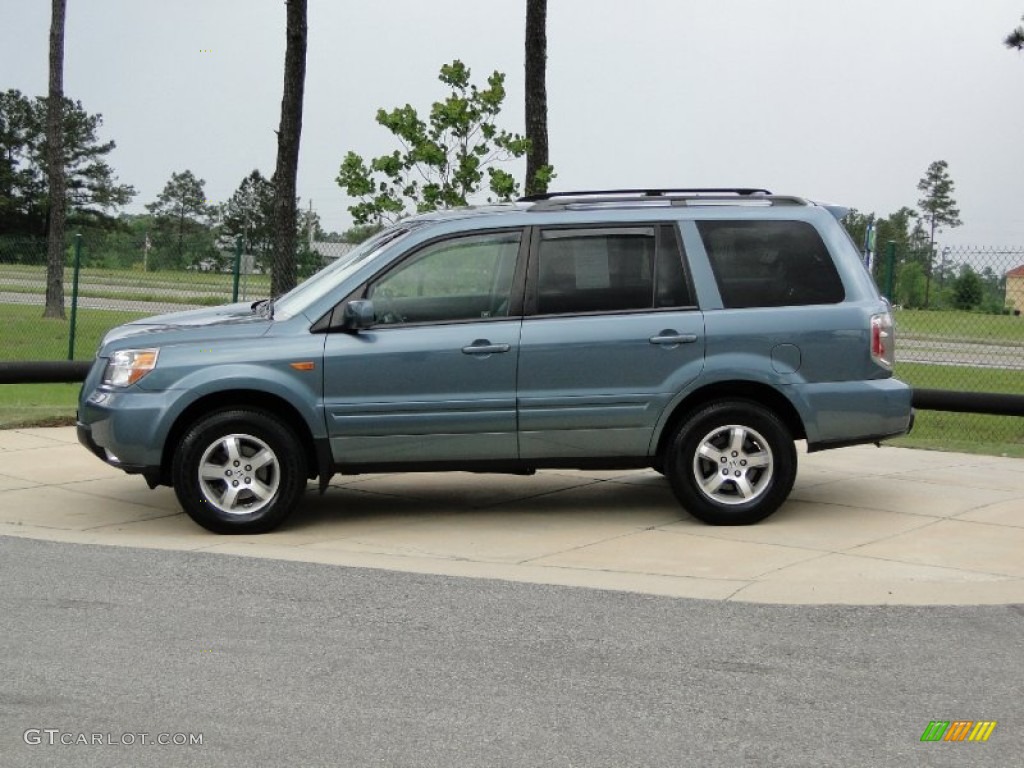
<box><xmin>0</xmin><ymin>536</ymin><xmax>1021</xmax><ymax>768</ymax></box>
<box><xmin>0</xmin><ymin>291</ymin><xmax>207</xmax><ymax>315</ymax></box>
<box><xmin>898</xmin><ymin>337</ymin><xmax>1024</xmax><ymax>370</ymax></box>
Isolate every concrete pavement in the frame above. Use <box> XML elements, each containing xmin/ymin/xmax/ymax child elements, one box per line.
<box><xmin>1</xmin><ymin>426</ymin><xmax>1022</xmax><ymax>606</ymax></box>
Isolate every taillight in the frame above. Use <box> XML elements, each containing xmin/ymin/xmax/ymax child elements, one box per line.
<box><xmin>870</xmin><ymin>313</ymin><xmax>894</xmax><ymax>369</ymax></box>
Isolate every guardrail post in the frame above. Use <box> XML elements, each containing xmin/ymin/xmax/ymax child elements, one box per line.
<box><xmin>232</xmin><ymin>235</ymin><xmax>242</xmax><ymax>303</ymax></box>
<box><xmin>67</xmin><ymin>233</ymin><xmax>82</xmax><ymax>360</ymax></box>
<box><xmin>884</xmin><ymin>241</ymin><xmax>896</xmax><ymax>303</ymax></box>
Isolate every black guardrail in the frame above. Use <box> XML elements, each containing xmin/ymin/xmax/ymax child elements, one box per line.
<box><xmin>0</xmin><ymin>362</ymin><xmax>1022</xmax><ymax>417</ymax></box>
<box><xmin>0</xmin><ymin>361</ymin><xmax>92</xmax><ymax>384</ymax></box>
<box><xmin>911</xmin><ymin>388</ymin><xmax>1024</xmax><ymax>417</ymax></box>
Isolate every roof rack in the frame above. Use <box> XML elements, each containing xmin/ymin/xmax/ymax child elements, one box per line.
<box><xmin>518</xmin><ymin>188</ymin><xmax>810</xmax><ymax>212</ymax></box>
<box><xmin>519</xmin><ymin>188</ymin><xmax>772</xmax><ymax>202</ymax></box>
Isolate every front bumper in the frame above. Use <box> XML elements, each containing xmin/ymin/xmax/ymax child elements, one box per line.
<box><xmin>76</xmin><ymin>360</ymin><xmax>177</xmax><ymax>485</ymax></box>
<box><xmin>77</xmin><ymin>419</ymin><xmax>161</xmax><ymax>483</ymax></box>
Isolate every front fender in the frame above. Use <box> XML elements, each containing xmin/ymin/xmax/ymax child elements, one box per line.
<box><xmin>152</xmin><ymin>361</ymin><xmax>327</xmax><ymax>441</ymax></box>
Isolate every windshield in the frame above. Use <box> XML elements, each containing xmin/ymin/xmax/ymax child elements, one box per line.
<box><xmin>271</xmin><ymin>226</ymin><xmax>415</xmax><ymax>317</ymax></box>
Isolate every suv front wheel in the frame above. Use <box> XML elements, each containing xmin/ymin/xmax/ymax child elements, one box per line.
<box><xmin>172</xmin><ymin>408</ymin><xmax>308</xmax><ymax>534</ymax></box>
<box><xmin>665</xmin><ymin>400</ymin><xmax>796</xmax><ymax>525</ymax></box>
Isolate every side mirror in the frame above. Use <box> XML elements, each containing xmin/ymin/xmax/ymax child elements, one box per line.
<box><xmin>342</xmin><ymin>299</ymin><xmax>375</xmax><ymax>331</ymax></box>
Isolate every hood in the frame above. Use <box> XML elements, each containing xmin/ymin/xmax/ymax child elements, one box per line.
<box><xmin>100</xmin><ymin>301</ymin><xmax>273</xmax><ymax>348</ymax></box>
<box><xmin>128</xmin><ymin>301</ymin><xmax>261</xmax><ymax>327</ymax></box>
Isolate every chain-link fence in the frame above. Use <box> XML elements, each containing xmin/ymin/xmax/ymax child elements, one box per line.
<box><xmin>873</xmin><ymin>245</ymin><xmax>1023</xmax><ymax>390</ymax></box>
<box><xmin>0</xmin><ymin>233</ymin><xmax>345</xmax><ymax>361</ymax></box>
<box><xmin>2</xmin><ymin>233</ymin><xmax>1021</xmax><ymax>452</ymax></box>
<box><xmin>872</xmin><ymin>244</ymin><xmax>1024</xmax><ymax>454</ymax></box>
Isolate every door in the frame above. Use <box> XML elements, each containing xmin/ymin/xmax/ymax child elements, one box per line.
<box><xmin>322</xmin><ymin>230</ymin><xmax>525</xmax><ymax>466</ymax></box>
<box><xmin>517</xmin><ymin>224</ymin><xmax>705</xmax><ymax>459</ymax></box>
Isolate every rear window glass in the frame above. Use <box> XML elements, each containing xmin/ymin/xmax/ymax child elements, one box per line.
<box><xmin>697</xmin><ymin>220</ymin><xmax>844</xmax><ymax>308</ymax></box>
<box><xmin>535</xmin><ymin>225</ymin><xmax>692</xmax><ymax>315</ymax></box>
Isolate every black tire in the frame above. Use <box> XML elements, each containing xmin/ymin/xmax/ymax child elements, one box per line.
<box><xmin>172</xmin><ymin>408</ymin><xmax>308</xmax><ymax>534</ymax></box>
<box><xmin>664</xmin><ymin>400</ymin><xmax>796</xmax><ymax>525</ymax></box>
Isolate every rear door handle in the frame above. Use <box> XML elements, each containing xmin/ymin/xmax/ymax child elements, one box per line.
<box><xmin>462</xmin><ymin>340</ymin><xmax>511</xmax><ymax>355</ymax></box>
<box><xmin>649</xmin><ymin>332</ymin><xmax>698</xmax><ymax>345</ymax></box>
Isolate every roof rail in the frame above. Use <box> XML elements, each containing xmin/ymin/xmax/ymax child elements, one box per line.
<box><xmin>518</xmin><ymin>189</ymin><xmax>812</xmax><ymax>212</ymax></box>
<box><xmin>519</xmin><ymin>188</ymin><xmax>772</xmax><ymax>202</ymax></box>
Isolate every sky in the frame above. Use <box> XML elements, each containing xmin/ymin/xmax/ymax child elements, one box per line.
<box><xmin>2</xmin><ymin>0</ymin><xmax>1023</xmax><ymax>247</ymax></box>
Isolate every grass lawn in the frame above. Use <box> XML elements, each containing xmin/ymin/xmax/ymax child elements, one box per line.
<box><xmin>887</xmin><ymin>410</ymin><xmax>1024</xmax><ymax>458</ymax></box>
<box><xmin>0</xmin><ymin>303</ymin><xmax>147</xmax><ymax>361</ymax></box>
<box><xmin>0</xmin><ymin>303</ymin><xmax>147</xmax><ymax>428</ymax></box>
<box><xmin>0</xmin><ymin>383</ymin><xmax>80</xmax><ymax>428</ymax></box>
<box><xmin>893</xmin><ymin>308</ymin><xmax>1024</xmax><ymax>345</ymax></box>
<box><xmin>894</xmin><ymin>361</ymin><xmax>1022</xmax><ymax>394</ymax></box>
<box><xmin>887</xmin><ymin>362</ymin><xmax>1023</xmax><ymax>457</ymax></box>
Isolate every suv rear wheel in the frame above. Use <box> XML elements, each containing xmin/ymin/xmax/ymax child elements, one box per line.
<box><xmin>665</xmin><ymin>400</ymin><xmax>796</xmax><ymax>525</ymax></box>
<box><xmin>172</xmin><ymin>408</ymin><xmax>307</xmax><ymax>534</ymax></box>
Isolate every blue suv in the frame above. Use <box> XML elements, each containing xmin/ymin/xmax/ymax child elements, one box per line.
<box><xmin>78</xmin><ymin>189</ymin><xmax>913</xmax><ymax>533</ymax></box>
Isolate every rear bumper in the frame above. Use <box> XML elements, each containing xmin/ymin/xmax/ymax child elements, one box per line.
<box><xmin>808</xmin><ymin>408</ymin><xmax>915</xmax><ymax>452</ymax></box>
<box><xmin>800</xmin><ymin>378</ymin><xmax>914</xmax><ymax>451</ymax></box>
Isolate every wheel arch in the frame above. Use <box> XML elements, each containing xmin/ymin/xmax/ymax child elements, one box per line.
<box><xmin>654</xmin><ymin>380</ymin><xmax>806</xmax><ymax>464</ymax></box>
<box><xmin>159</xmin><ymin>390</ymin><xmax>320</xmax><ymax>486</ymax></box>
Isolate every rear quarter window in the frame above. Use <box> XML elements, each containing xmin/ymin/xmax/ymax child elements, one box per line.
<box><xmin>697</xmin><ymin>220</ymin><xmax>845</xmax><ymax>308</ymax></box>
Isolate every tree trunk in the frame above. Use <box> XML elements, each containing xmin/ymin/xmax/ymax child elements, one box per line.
<box><xmin>177</xmin><ymin>204</ymin><xmax>185</xmax><ymax>265</ymax></box>
<box><xmin>923</xmin><ymin>218</ymin><xmax>936</xmax><ymax>308</ymax></box>
<box><xmin>524</xmin><ymin>0</ymin><xmax>549</xmax><ymax>197</ymax></box>
<box><xmin>44</xmin><ymin>0</ymin><xmax>67</xmax><ymax>319</ymax></box>
<box><xmin>271</xmin><ymin>0</ymin><xmax>307</xmax><ymax>297</ymax></box>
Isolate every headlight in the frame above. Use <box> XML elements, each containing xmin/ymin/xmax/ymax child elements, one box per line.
<box><xmin>102</xmin><ymin>348</ymin><xmax>159</xmax><ymax>387</ymax></box>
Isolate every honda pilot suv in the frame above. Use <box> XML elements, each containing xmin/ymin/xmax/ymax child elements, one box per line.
<box><xmin>77</xmin><ymin>189</ymin><xmax>913</xmax><ymax>534</ymax></box>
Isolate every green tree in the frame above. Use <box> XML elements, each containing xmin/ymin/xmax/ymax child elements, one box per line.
<box><xmin>917</xmin><ymin>160</ymin><xmax>962</xmax><ymax>248</ymax></box>
<box><xmin>1006</xmin><ymin>15</ymin><xmax>1024</xmax><ymax>50</ymax></box>
<box><xmin>44</xmin><ymin>0</ymin><xmax>68</xmax><ymax>318</ymax></box>
<box><xmin>917</xmin><ymin>160</ymin><xmax>962</xmax><ymax>306</ymax></box>
<box><xmin>88</xmin><ymin>213</ymin><xmax>152</xmax><ymax>269</ymax></box>
<box><xmin>145</xmin><ymin>170</ymin><xmax>215</xmax><ymax>268</ymax></box>
<box><xmin>952</xmin><ymin>265</ymin><xmax>984</xmax><ymax>310</ymax></box>
<box><xmin>842</xmin><ymin>206</ymin><xmax>920</xmax><ymax>286</ymax></box>
<box><xmin>221</xmin><ymin>169</ymin><xmax>275</xmax><ymax>266</ymax></box>
<box><xmin>0</xmin><ymin>89</ymin><xmax>136</xmax><ymax>235</ymax></box>
<box><xmin>524</xmin><ymin>0</ymin><xmax>551</xmax><ymax>196</ymax></box>
<box><xmin>295</xmin><ymin>205</ymin><xmax>323</xmax><ymax>279</ymax></box>
<box><xmin>337</xmin><ymin>59</ymin><xmax>553</xmax><ymax>225</ymax></box>
<box><xmin>270</xmin><ymin>0</ymin><xmax>307</xmax><ymax>296</ymax></box>
<box><xmin>977</xmin><ymin>266</ymin><xmax>1007</xmax><ymax>313</ymax></box>
<box><xmin>896</xmin><ymin>261</ymin><xmax>927</xmax><ymax>308</ymax></box>
<box><xmin>221</xmin><ymin>169</ymin><xmax>324</xmax><ymax>275</ymax></box>
<box><xmin>0</xmin><ymin>91</ymin><xmax>38</xmax><ymax>232</ymax></box>
<box><xmin>341</xmin><ymin>223</ymin><xmax>384</xmax><ymax>244</ymax></box>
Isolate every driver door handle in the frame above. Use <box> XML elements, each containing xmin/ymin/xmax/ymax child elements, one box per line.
<box><xmin>649</xmin><ymin>332</ymin><xmax>698</xmax><ymax>345</ymax></box>
<box><xmin>462</xmin><ymin>340</ymin><xmax>511</xmax><ymax>355</ymax></box>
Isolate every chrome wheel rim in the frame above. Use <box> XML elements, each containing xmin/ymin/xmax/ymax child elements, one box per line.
<box><xmin>692</xmin><ymin>424</ymin><xmax>774</xmax><ymax>506</ymax></box>
<box><xmin>197</xmin><ymin>433</ymin><xmax>280</xmax><ymax>516</ymax></box>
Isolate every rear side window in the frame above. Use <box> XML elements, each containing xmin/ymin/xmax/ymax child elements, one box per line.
<box><xmin>534</xmin><ymin>225</ymin><xmax>692</xmax><ymax>315</ymax></box>
<box><xmin>697</xmin><ymin>220</ymin><xmax>845</xmax><ymax>308</ymax></box>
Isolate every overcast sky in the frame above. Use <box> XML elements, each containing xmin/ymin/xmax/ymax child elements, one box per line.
<box><xmin>2</xmin><ymin>0</ymin><xmax>1023</xmax><ymax>246</ymax></box>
